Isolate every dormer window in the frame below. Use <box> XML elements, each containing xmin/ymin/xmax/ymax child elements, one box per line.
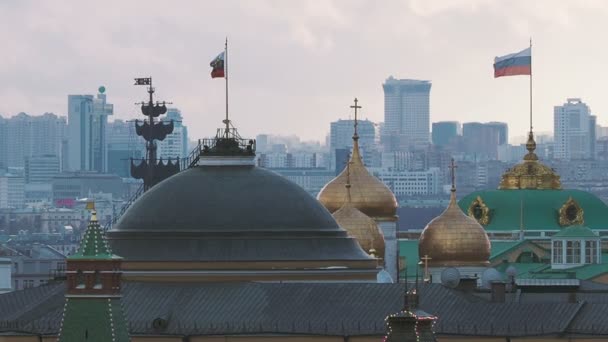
<box><xmin>551</xmin><ymin>226</ymin><xmax>600</xmax><ymax>270</ymax></box>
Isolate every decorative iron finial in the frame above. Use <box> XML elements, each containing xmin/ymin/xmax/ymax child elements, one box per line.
<box><xmin>350</xmin><ymin>98</ymin><xmax>361</xmax><ymax>140</ymax></box>
<box><xmin>449</xmin><ymin>158</ymin><xmax>457</xmax><ymax>193</ymax></box>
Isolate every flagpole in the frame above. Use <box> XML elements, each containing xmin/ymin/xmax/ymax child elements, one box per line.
<box><xmin>529</xmin><ymin>37</ymin><xmax>532</xmax><ymax>134</ymax></box>
<box><xmin>225</xmin><ymin>37</ymin><xmax>229</xmax><ymax>138</ymax></box>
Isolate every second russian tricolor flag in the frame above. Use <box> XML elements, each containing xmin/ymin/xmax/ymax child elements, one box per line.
<box><xmin>493</xmin><ymin>47</ymin><xmax>531</xmax><ymax>78</ymax></box>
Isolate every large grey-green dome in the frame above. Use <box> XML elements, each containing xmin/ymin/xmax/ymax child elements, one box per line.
<box><xmin>107</xmin><ymin>165</ymin><xmax>372</xmax><ymax>262</ymax></box>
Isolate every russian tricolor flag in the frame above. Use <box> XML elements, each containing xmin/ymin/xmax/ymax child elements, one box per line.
<box><xmin>493</xmin><ymin>47</ymin><xmax>531</xmax><ymax>78</ymax></box>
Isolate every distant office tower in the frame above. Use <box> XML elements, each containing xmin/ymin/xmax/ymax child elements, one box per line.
<box><xmin>25</xmin><ymin>155</ymin><xmax>60</xmax><ymax>184</ymax></box>
<box><xmin>485</xmin><ymin>122</ymin><xmax>509</xmax><ymax>145</ymax></box>
<box><xmin>107</xmin><ymin>119</ymin><xmax>144</xmax><ymax>178</ymax></box>
<box><xmin>0</xmin><ymin>113</ymin><xmax>67</xmax><ymax>168</ymax></box>
<box><xmin>68</xmin><ymin>87</ymin><xmax>113</xmax><ymax>172</ymax></box>
<box><xmin>329</xmin><ymin>119</ymin><xmax>377</xmax><ymax>168</ymax></box>
<box><xmin>432</xmin><ymin>121</ymin><xmax>460</xmax><ymax>147</ymax></box>
<box><xmin>462</xmin><ymin>122</ymin><xmax>508</xmax><ymax>160</ymax></box>
<box><xmin>256</xmin><ymin>134</ymin><xmax>269</xmax><ymax>153</ymax></box>
<box><xmin>554</xmin><ymin>98</ymin><xmax>594</xmax><ymax>160</ymax></box>
<box><xmin>382</xmin><ymin>77</ymin><xmax>431</xmax><ymax>151</ymax></box>
<box><xmin>157</xmin><ymin>108</ymin><xmax>189</xmax><ymax>159</ymax></box>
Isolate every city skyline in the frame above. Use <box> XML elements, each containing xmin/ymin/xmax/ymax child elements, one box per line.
<box><xmin>1</xmin><ymin>1</ymin><xmax>608</xmax><ymax>143</ymax></box>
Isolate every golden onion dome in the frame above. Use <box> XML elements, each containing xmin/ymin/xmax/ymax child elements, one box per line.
<box><xmin>318</xmin><ymin>138</ymin><xmax>398</xmax><ymax>219</ymax></box>
<box><xmin>499</xmin><ymin>132</ymin><xmax>561</xmax><ymax>190</ymax></box>
<box><xmin>333</xmin><ymin>191</ymin><xmax>385</xmax><ymax>260</ymax></box>
<box><xmin>419</xmin><ymin>186</ymin><xmax>491</xmax><ymax>267</ymax></box>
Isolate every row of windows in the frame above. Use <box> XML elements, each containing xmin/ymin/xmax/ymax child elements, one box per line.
<box><xmin>552</xmin><ymin>240</ymin><xmax>598</xmax><ymax>264</ymax></box>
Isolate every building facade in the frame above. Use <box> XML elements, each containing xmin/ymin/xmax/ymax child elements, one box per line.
<box><xmin>462</xmin><ymin>122</ymin><xmax>508</xmax><ymax>160</ymax></box>
<box><xmin>330</xmin><ymin>119</ymin><xmax>377</xmax><ymax>167</ymax></box>
<box><xmin>157</xmin><ymin>108</ymin><xmax>189</xmax><ymax>159</ymax></box>
<box><xmin>374</xmin><ymin>168</ymin><xmax>441</xmax><ymax>197</ymax></box>
<box><xmin>554</xmin><ymin>98</ymin><xmax>594</xmax><ymax>160</ymax></box>
<box><xmin>24</xmin><ymin>155</ymin><xmax>60</xmax><ymax>184</ymax></box>
<box><xmin>0</xmin><ymin>113</ymin><xmax>66</xmax><ymax>168</ymax></box>
<box><xmin>432</xmin><ymin>121</ymin><xmax>460</xmax><ymax>147</ymax></box>
<box><xmin>382</xmin><ymin>77</ymin><xmax>431</xmax><ymax>151</ymax></box>
<box><xmin>107</xmin><ymin>119</ymin><xmax>144</xmax><ymax>178</ymax></box>
<box><xmin>0</xmin><ymin>173</ymin><xmax>24</xmax><ymax>209</ymax></box>
<box><xmin>67</xmin><ymin>87</ymin><xmax>113</xmax><ymax>172</ymax></box>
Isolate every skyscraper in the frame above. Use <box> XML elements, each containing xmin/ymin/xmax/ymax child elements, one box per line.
<box><xmin>0</xmin><ymin>113</ymin><xmax>67</xmax><ymax>168</ymax></box>
<box><xmin>382</xmin><ymin>77</ymin><xmax>432</xmax><ymax>151</ymax></box>
<box><xmin>157</xmin><ymin>108</ymin><xmax>189</xmax><ymax>159</ymax></box>
<box><xmin>68</xmin><ymin>86</ymin><xmax>113</xmax><ymax>172</ymax></box>
<box><xmin>554</xmin><ymin>98</ymin><xmax>594</xmax><ymax>160</ymax></box>
<box><xmin>462</xmin><ymin>122</ymin><xmax>508</xmax><ymax>160</ymax></box>
<box><xmin>432</xmin><ymin>121</ymin><xmax>460</xmax><ymax>147</ymax></box>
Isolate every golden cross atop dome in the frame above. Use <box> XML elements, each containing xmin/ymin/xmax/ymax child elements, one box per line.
<box><xmin>448</xmin><ymin>158</ymin><xmax>457</xmax><ymax>192</ymax></box>
<box><xmin>350</xmin><ymin>98</ymin><xmax>361</xmax><ymax>138</ymax></box>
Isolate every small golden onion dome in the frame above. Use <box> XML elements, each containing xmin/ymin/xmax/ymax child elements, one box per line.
<box><xmin>499</xmin><ymin>131</ymin><xmax>561</xmax><ymax>190</ymax></box>
<box><xmin>333</xmin><ymin>201</ymin><xmax>385</xmax><ymax>260</ymax></box>
<box><xmin>419</xmin><ymin>189</ymin><xmax>491</xmax><ymax>267</ymax></box>
<box><xmin>318</xmin><ymin>138</ymin><xmax>397</xmax><ymax>218</ymax></box>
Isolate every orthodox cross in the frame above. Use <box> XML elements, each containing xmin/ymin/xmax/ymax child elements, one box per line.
<box><xmin>350</xmin><ymin>98</ymin><xmax>361</xmax><ymax>137</ymax></box>
<box><xmin>421</xmin><ymin>254</ymin><xmax>432</xmax><ymax>283</ymax></box>
<box><xmin>449</xmin><ymin>158</ymin><xmax>457</xmax><ymax>192</ymax></box>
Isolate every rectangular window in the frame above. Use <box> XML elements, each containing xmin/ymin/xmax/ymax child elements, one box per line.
<box><xmin>585</xmin><ymin>241</ymin><xmax>597</xmax><ymax>264</ymax></box>
<box><xmin>553</xmin><ymin>241</ymin><xmax>563</xmax><ymax>263</ymax></box>
<box><xmin>566</xmin><ymin>240</ymin><xmax>581</xmax><ymax>264</ymax></box>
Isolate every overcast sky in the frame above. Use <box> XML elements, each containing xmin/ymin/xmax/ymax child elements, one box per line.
<box><xmin>1</xmin><ymin>0</ymin><xmax>607</xmax><ymax>143</ymax></box>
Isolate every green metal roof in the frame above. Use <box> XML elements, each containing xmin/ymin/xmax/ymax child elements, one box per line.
<box><xmin>58</xmin><ymin>298</ymin><xmax>130</xmax><ymax>342</ymax></box>
<box><xmin>69</xmin><ymin>213</ymin><xmax>116</xmax><ymax>261</ymax></box>
<box><xmin>553</xmin><ymin>226</ymin><xmax>599</xmax><ymax>239</ymax></box>
<box><xmin>458</xmin><ymin>189</ymin><xmax>608</xmax><ymax>231</ymax></box>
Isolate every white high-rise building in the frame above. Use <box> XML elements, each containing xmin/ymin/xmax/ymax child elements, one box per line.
<box><xmin>554</xmin><ymin>98</ymin><xmax>595</xmax><ymax>160</ymax></box>
<box><xmin>382</xmin><ymin>77</ymin><xmax>432</xmax><ymax>152</ymax></box>
<box><xmin>157</xmin><ymin>108</ymin><xmax>189</xmax><ymax>160</ymax></box>
<box><xmin>68</xmin><ymin>87</ymin><xmax>113</xmax><ymax>172</ymax></box>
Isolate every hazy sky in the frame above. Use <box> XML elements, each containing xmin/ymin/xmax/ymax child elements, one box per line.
<box><xmin>1</xmin><ymin>0</ymin><xmax>607</xmax><ymax>143</ymax></box>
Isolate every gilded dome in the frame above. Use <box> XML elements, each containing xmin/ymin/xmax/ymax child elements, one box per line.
<box><xmin>499</xmin><ymin>132</ymin><xmax>561</xmax><ymax>190</ymax></box>
<box><xmin>333</xmin><ymin>180</ymin><xmax>385</xmax><ymax>260</ymax></box>
<box><xmin>419</xmin><ymin>189</ymin><xmax>491</xmax><ymax>267</ymax></box>
<box><xmin>318</xmin><ymin>138</ymin><xmax>398</xmax><ymax>218</ymax></box>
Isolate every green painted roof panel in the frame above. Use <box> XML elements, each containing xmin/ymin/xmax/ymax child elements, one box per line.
<box><xmin>58</xmin><ymin>298</ymin><xmax>130</xmax><ymax>342</ymax></box>
<box><xmin>553</xmin><ymin>226</ymin><xmax>599</xmax><ymax>238</ymax></box>
<box><xmin>458</xmin><ymin>189</ymin><xmax>608</xmax><ymax>232</ymax></box>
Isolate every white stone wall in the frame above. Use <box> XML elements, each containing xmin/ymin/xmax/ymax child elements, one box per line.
<box><xmin>377</xmin><ymin>219</ymin><xmax>398</xmax><ymax>282</ymax></box>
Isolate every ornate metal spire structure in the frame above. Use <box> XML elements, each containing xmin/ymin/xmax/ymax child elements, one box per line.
<box><xmin>130</xmin><ymin>77</ymin><xmax>179</xmax><ymax>190</ymax></box>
